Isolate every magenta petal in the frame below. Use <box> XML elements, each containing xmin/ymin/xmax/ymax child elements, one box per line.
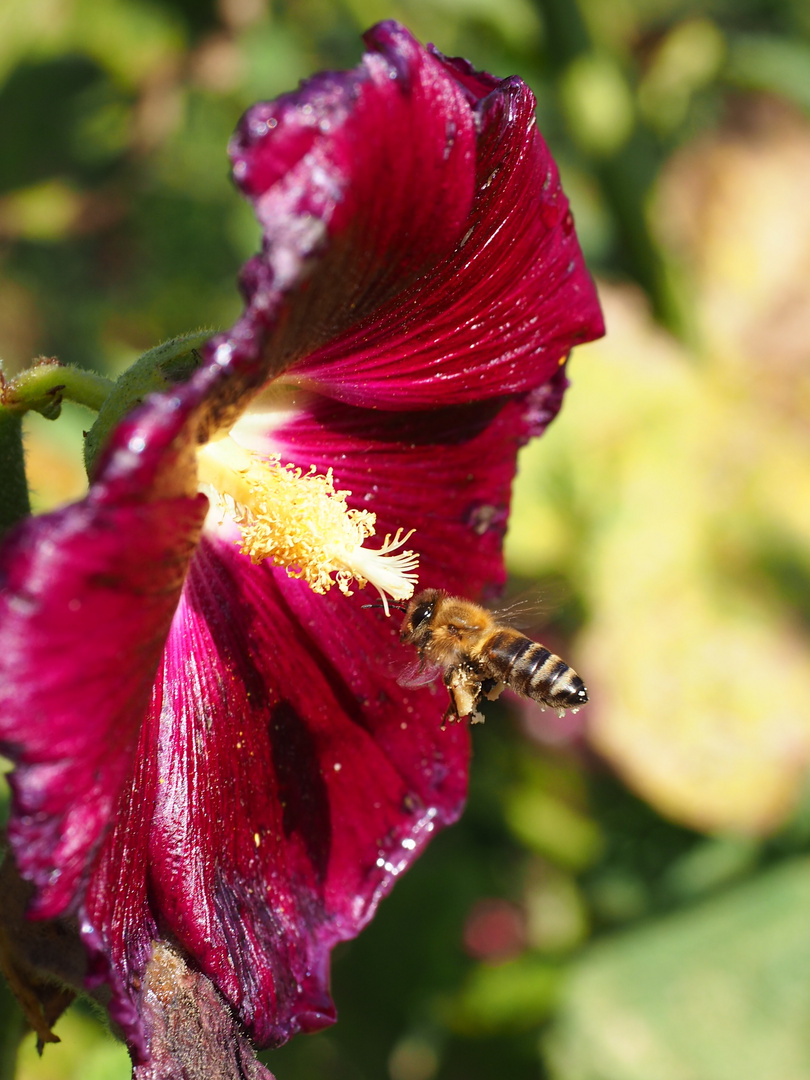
<box><xmin>270</xmin><ymin>391</ymin><xmax>552</xmax><ymax>600</ymax></box>
<box><xmin>0</xmin><ymin>347</ymin><xmax>280</xmax><ymax>927</ymax></box>
<box><xmin>226</xmin><ymin>21</ymin><xmax>603</xmax><ymax>408</ymax></box>
<box><xmin>0</xmin><ymin>493</ymin><xmax>206</xmax><ymax>918</ymax></box>
<box><xmin>74</xmin><ymin>388</ymin><xmax>555</xmax><ymax>1048</ymax></box>
<box><xmin>293</xmin><ymin>74</ymin><xmax>603</xmax><ymax>407</ymax></box>
<box><xmin>427</xmin><ymin>45</ymin><xmax>502</xmax><ymax>99</ymax></box>
<box><xmin>76</xmin><ymin>385</ymin><xmax>561</xmax><ymax>1046</ymax></box>
<box><xmin>81</xmin><ymin>540</ymin><xmax>467</xmax><ymax>1048</ymax></box>
<box><xmin>80</xmin><ymin>709</ymin><xmax>161</xmax><ymax>1058</ymax></box>
<box><xmin>227</xmin><ymin>21</ymin><xmax>477</xmax><ymax>369</ymax></box>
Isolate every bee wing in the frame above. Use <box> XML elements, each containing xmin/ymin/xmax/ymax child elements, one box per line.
<box><xmin>491</xmin><ymin>599</ymin><xmax>543</xmax><ymax>629</ymax></box>
<box><xmin>492</xmin><ymin>579</ymin><xmax>572</xmax><ymax>629</ymax></box>
<box><xmin>397</xmin><ymin>658</ymin><xmax>442</xmax><ymax>689</ymax></box>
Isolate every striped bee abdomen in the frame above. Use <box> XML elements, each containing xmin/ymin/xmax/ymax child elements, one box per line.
<box><xmin>486</xmin><ymin>630</ymin><xmax>588</xmax><ymax>710</ymax></box>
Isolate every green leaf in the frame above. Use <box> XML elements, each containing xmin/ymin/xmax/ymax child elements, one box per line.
<box><xmin>547</xmin><ymin>857</ymin><xmax>810</xmax><ymax>1080</ymax></box>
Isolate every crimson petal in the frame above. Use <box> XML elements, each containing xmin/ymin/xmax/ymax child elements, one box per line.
<box><xmin>225</xmin><ymin>21</ymin><xmax>478</xmax><ymax>377</ymax></box>
<box><xmin>226</xmin><ymin>22</ymin><xmax>603</xmax><ymax>408</ymax></box>
<box><xmin>78</xmin><ymin>386</ymin><xmax>561</xmax><ymax>1046</ymax></box>
<box><xmin>0</xmin><ymin>389</ymin><xmax>209</xmax><ymax>919</ymax></box>
<box><xmin>81</xmin><ymin>541</ymin><xmax>468</xmax><ymax>1049</ymax></box>
<box><xmin>269</xmin><ymin>391</ymin><xmax>557</xmax><ymax>599</ymax></box>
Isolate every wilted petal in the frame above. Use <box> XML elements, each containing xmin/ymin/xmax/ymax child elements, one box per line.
<box><xmin>135</xmin><ymin>943</ymin><xmax>277</xmax><ymax>1079</ymax></box>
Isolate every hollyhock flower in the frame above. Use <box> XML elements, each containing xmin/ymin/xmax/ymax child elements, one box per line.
<box><xmin>0</xmin><ymin>19</ymin><xmax>603</xmax><ymax>1066</ymax></box>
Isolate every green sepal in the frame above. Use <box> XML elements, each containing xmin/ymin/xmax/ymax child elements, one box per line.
<box><xmin>84</xmin><ymin>330</ymin><xmax>211</xmax><ymax>477</ymax></box>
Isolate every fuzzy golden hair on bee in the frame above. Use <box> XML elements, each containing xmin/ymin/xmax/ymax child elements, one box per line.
<box><xmin>399</xmin><ymin>589</ymin><xmax>588</xmax><ymax>727</ymax></box>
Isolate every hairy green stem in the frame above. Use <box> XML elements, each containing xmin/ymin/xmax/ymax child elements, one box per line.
<box><xmin>3</xmin><ymin>363</ymin><xmax>114</xmax><ymax>418</ymax></box>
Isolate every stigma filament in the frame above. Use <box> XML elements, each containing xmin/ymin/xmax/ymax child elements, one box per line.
<box><xmin>196</xmin><ymin>436</ymin><xmax>419</xmax><ymax>613</ymax></box>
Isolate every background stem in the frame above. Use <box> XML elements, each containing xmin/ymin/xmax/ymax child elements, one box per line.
<box><xmin>0</xmin><ymin>409</ymin><xmax>31</xmax><ymax>538</ymax></box>
<box><xmin>0</xmin><ymin>975</ymin><xmax>26</xmax><ymax>1080</ymax></box>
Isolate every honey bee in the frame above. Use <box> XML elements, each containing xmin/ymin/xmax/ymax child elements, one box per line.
<box><xmin>399</xmin><ymin>588</ymin><xmax>588</xmax><ymax>726</ymax></box>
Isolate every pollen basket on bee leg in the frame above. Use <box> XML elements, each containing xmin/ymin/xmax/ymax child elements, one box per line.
<box><xmin>195</xmin><ymin>435</ymin><xmax>420</xmax><ymax>611</ymax></box>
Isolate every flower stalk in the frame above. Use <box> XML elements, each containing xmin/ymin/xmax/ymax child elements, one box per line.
<box><xmin>0</xmin><ymin>359</ymin><xmax>113</xmax><ymax>537</ymax></box>
<box><xmin>0</xmin><ymin>408</ymin><xmax>31</xmax><ymax>538</ymax></box>
<box><xmin>0</xmin><ymin>973</ymin><xmax>26</xmax><ymax>1080</ymax></box>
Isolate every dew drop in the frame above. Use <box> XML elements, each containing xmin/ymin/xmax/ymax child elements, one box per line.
<box><xmin>247</xmin><ymin>118</ymin><xmax>268</xmax><ymax>139</ymax></box>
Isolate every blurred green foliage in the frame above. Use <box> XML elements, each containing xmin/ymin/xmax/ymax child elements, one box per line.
<box><xmin>3</xmin><ymin>0</ymin><xmax>810</xmax><ymax>1078</ymax></box>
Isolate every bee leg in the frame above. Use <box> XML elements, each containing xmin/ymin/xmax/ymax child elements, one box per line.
<box><xmin>443</xmin><ymin>666</ymin><xmax>484</xmax><ymax>725</ymax></box>
<box><xmin>481</xmin><ymin>678</ymin><xmax>506</xmax><ymax>702</ymax></box>
<box><xmin>440</xmin><ymin>668</ymin><xmax>463</xmax><ymax>728</ymax></box>
<box><xmin>441</xmin><ymin>699</ymin><xmax>459</xmax><ymax>729</ymax></box>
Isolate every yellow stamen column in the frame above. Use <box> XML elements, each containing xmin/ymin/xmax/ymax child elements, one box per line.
<box><xmin>196</xmin><ymin>436</ymin><xmax>419</xmax><ymax>614</ymax></box>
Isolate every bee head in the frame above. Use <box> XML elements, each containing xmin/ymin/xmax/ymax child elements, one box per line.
<box><xmin>400</xmin><ymin>589</ymin><xmax>443</xmax><ymax>645</ymax></box>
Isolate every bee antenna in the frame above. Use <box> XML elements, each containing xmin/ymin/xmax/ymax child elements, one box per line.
<box><xmin>361</xmin><ymin>599</ymin><xmax>408</xmax><ymax>612</ymax></box>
